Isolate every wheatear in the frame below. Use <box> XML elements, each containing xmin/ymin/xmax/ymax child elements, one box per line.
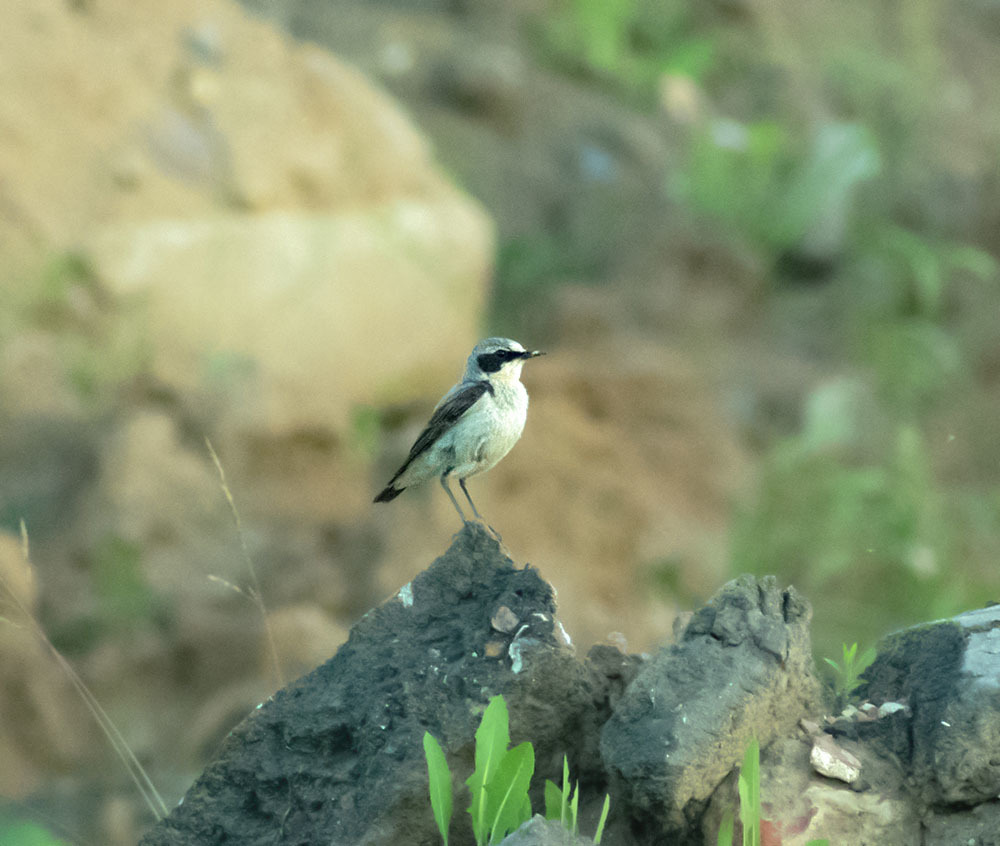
<box><xmin>374</xmin><ymin>338</ymin><xmax>543</xmax><ymax>529</ymax></box>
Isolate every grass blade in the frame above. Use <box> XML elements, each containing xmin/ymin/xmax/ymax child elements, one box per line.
<box><xmin>561</xmin><ymin>755</ymin><xmax>570</xmax><ymax>827</ymax></box>
<box><xmin>717</xmin><ymin>810</ymin><xmax>735</xmax><ymax>846</ymax></box>
<box><xmin>593</xmin><ymin>792</ymin><xmax>611</xmax><ymax>844</ymax></box>
<box><xmin>738</xmin><ymin>738</ymin><xmax>761</xmax><ymax>846</ymax></box>
<box><xmin>206</xmin><ymin>439</ymin><xmax>284</xmax><ymax>688</ymax></box>
<box><xmin>3</xmin><ymin>522</ymin><xmax>168</xmax><ymax>821</ymax></box>
<box><xmin>569</xmin><ymin>781</ymin><xmax>579</xmax><ymax>837</ymax></box>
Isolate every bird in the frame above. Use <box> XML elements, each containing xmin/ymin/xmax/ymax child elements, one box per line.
<box><xmin>374</xmin><ymin>337</ymin><xmax>544</xmax><ymax>531</ymax></box>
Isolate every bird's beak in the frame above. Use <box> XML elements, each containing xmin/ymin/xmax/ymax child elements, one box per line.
<box><xmin>525</xmin><ymin>350</ymin><xmax>545</xmax><ymax>358</ymax></box>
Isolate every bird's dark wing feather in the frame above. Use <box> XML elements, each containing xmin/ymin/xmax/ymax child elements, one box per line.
<box><xmin>391</xmin><ymin>380</ymin><xmax>493</xmax><ymax>480</ymax></box>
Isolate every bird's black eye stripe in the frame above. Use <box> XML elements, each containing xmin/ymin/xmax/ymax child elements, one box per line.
<box><xmin>477</xmin><ymin>348</ymin><xmax>527</xmax><ymax>373</ymax></box>
<box><xmin>477</xmin><ymin>352</ymin><xmax>505</xmax><ymax>373</ymax></box>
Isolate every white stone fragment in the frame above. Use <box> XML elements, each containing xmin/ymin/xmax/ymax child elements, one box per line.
<box><xmin>810</xmin><ymin>734</ymin><xmax>862</xmax><ymax>784</ymax></box>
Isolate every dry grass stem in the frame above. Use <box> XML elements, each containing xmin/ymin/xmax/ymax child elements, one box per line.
<box><xmin>205</xmin><ymin>438</ymin><xmax>285</xmax><ymax>688</ymax></box>
<box><xmin>0</xmin><ymin>521</ymin><xmax>169</xmax><ymax>822</ymax></box>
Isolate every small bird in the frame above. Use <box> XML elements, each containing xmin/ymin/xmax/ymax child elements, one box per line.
<box><xmin>374</xmin><ymin>337</ymin><xmax>544</xmax><ymax>530</ymax></box>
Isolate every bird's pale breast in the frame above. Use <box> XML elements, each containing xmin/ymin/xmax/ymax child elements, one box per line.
<box><xmin>450</xmin><ymin>380</ymin><xmax>528</xmax><ymax>478</ymax></box>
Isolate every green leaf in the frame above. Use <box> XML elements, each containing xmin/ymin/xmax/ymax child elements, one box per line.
<box><xmin>467</xmin><ymin>696</ymin><xmax>512</xmax><ymax>844</ymax></box>
<box><xmin>561</xmin><ymin>755</ymin><xmax>570</xmax><ymax>826</ymax></box>
<box><xmin>738</xmin><ymin>738</ymin><xmax>760</xmax><ymax>846</ymax></box>
<box><xmin>946</xmin><ymin>244</ymin><xmax>997</xmax><ymax>281</ymax></box>
<box><xmin>847</xmin><ymin>645</ymin><xmax>877</xmax><ymax>692</ymax></box>
<box><xmin>544</xmin><ymin>780</ymin><xmax>563</xmax><ymax>821</ymax></box>
<box><xmin>593</xmin><ymin>793</ymin><xmax>611</xmax><ymax>845</ymax></box>
<box><xmin>857</xmin><ymin>646</ymin><xmax>877</xmax><ymax>672</ymax></box>
<box><xmin>569</xmin><ymin>781</ymin><xmax>580</xmax><ymax>837</ymax></box>
<box><xmin>717</xmin><ymin>810</ymin><xmax>735</xmax><ymax>846</ymax></box>
<box><xmin>423</xmin><ymin>732</ymin><xmax>453</xmax><ymax>846</ymax></box>
<box><xmin>485</xmin><ymin>741</ymin><xmax>535</xmax><ymax>844</ymax></box>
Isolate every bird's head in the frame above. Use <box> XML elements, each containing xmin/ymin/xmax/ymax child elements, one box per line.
<box><xmin>466</xmin><ymin>337</ymin><xmax>544</xmax><ymax>382</ymax></box>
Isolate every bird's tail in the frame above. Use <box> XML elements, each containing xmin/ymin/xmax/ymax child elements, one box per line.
<box><xmin>374</xmin><ymin>485</ymin><xmax>404</xmax><ymax>503</ymax></box>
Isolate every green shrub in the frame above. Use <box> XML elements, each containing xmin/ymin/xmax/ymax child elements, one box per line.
<box><xmin>673</xmin><ymin>120</ymin><xmax>880</xmax><ymax>261</ymax></box>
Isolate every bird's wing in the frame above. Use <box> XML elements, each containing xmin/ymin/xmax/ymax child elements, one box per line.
<box><xmin>391</xmin><ymin>380</ymin><xmax>493</xmax><ymax>478</ymax></box>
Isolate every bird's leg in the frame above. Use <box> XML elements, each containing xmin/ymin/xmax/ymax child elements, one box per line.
<box><xmin>457</xmin><ymin>477</ymin><xmax>484</xmax><ymax>521</ymax></box>
<box><xmin>440</xmin><ymin>473</ymin><xmax>468</xmax><ymax>524</ymax></box>
<box><xmin>459</xmin><ymin>478</ymin><xmax>501</xmax><ymax>542</ymax></box>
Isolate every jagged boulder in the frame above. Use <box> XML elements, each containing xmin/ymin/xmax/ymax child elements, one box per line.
<box><xmin>135</xmin><ymin>532</ymin><xmax>1000</xmax><ymax>846</ymax></box>
<box><xmin>849</xmin><ymin>604</ymin><xmax>1000</xmax><ymax>807</ymax></box>
<box><xmin>138</xmin><ymin>523</ymin><xmax>594</xmax><ymax>846</ymax></box>
<box><xmin>600</xmin><ymin>575</ymin><xmax>821</xmax><ymax>838</ymax></box>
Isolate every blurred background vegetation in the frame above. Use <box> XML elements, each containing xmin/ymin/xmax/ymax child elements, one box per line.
<box><xmin>527</xmin><ymin>0</ymin><xmax>999</xmax><ymax>650</ymax></box>
<box><xmin>1</xmin><ymin>0</ymin><xmax>999</xmax><ymax>843</ymax></box>
<box><xmin>494</xmin><ymin>0</ymin><xmax>1000</xmax><ymax>655</ymax></box>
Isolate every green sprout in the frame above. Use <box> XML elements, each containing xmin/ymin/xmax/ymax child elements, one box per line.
<box><xmin>423</xmin><ymin>696</ymin><xmax>611</xmax><ymax>845</ymax></box>
<box><xmin>544</xmin><ymin>755</ymin><xmax>611</xmax><ymax>844</ymax></box>
<box><xmin>719</xmin><ymin>737</ymin><xmax>829</xmax><ymax>846</ymax></box>
<box><xmin>823</xmin><ymin>642</ymin><xmax>877</xmax><ymax>706</ymax></box>
<box><xmin>424</xmin><ymin>695</ymin><xmax>533</xmax><ymax>846</ymax></box>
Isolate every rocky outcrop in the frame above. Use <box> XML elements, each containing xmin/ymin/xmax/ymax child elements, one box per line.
<box><xmin>600</xmin><ymin>576</ymin><xmax>821</xmax><ymax>838</ymax></box>
<box><xmin>135</xmin><ymin>526</ymin><xmax>1000</xmax><ymax>846</ymax></box>
<box><xmin>138</xmin><ymin>524</ymin><xmax>595</xmax><ymax>846</ymax></box>
<box><xmin>844</xmin><ymin>603</ymin><xmax>1000</xmax><ymax>808</ymax></box>
<box><xmin>137</xmin><ymin>528</ymin><xmax>823</xmax><ymax>846</ymax></box>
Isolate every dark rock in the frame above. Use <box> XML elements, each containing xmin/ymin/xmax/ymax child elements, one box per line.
<box><xmin>857</xmin><ymin>603</ymin><xmax>1000</xmax><ymax>807</ymax></box>
<box><xmin>138</xmin><ymin>523</ymin><xmax>593</xmax><ymax>846</ymax></box>
<box><xmin>923</xmin><ymin>800</ymin><xmax>1000</xmax><ymax>846</ymax></box>
<box><xmin>600</xmin><ymin>575</ymin><xmax>820</xmax><ymax>838</ymax></box>
<box><xmin>586</xmin><ymin>645</ymin><xmax>644</xmax><ymax>715</ymax></box>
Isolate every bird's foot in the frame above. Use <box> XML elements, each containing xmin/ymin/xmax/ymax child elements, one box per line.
<box><xmin>459</xmin><ymin>516</ymin><xmax>502</xmax><ymax>543</ymax></box>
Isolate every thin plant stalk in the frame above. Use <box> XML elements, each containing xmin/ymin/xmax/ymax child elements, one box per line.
<box><xmin>206</xmin><ymin>438</ymin><xmax>284</xmax><ymax>688</ymax></box>
<box><xmin>0</xmin><ymin>522</ymin><xmax>168</xmax><ymax>821</ymax></box>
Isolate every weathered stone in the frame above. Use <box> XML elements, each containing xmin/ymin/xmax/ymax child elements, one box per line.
<box><xmin>492</xmin><ymin>604</ymin><xmax>520</xmax><ymax>633</ymax></box>
<box><xmin>809</xmin><ymin>734</ymin><xmax>861</xmax><ymax>784</ymax></box>
<box><xmin>88</xmin><ymin>200</ymin><xmax>491</xmax><ymax>439</ymax></box>
<box><xmin>705</xmin><ymin>735</ymin><xmax>918</xmax><ymax>846</ymax></box>
<box><xmin>499</xmin><ymin>814</ymin><xmax>594</xmax><ymax>846</ymax></box>
<box><xmin>793</xmin><ymin>785</ymin><xmax>918</xmax><ymax>846</ymax></box>
<box><xmin>138</xmin><ymin>523</ymin><xmax>594</xmax><ymax>846</ymax></box>
<box><xmin>858</xmin><ymin>604</ymin><xmax>1000</xmax><ymax>806</ymax></box>
<box><xmin>600</xmin><ymin>575</ymin><xmax>821</xmax><ymax>835</ymax></box>
<box><xmin>922</xmin><ymin>800</ymin><xmax>1000</xmax><ymax>846</ymax></box>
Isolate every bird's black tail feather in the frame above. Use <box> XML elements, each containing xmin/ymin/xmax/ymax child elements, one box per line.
<box><xmin>374</xmin><ymin>485</ymin><xmax>403</xmax><ymax>503</ymax></box>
